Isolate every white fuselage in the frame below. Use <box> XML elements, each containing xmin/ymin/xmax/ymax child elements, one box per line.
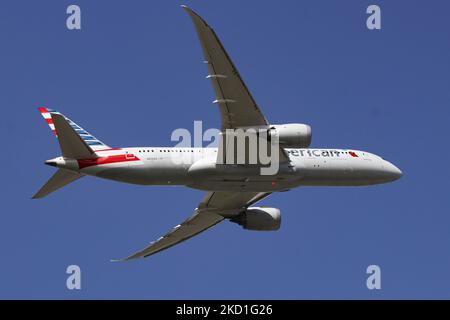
<box><xmin>49</xmin><ymin>147</ymin><xmax>402</xmax><ymax>192</ymax></box>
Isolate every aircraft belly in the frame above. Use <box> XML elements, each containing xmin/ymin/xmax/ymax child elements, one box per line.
<box><xmin>187</xmin><ymin>159</ymin><xmax>302</xmax><ymax>192</ymax></box>
<box><xmin>188</xmin><ymin>179</ymin><xmax>297</xmax><ymax>192</ymax></box>
<box><xmin>83</xmin><ymin>161</ymin><xmax>192</xmax><ymax>185</ymax></box>
<box><xmin>297</xmin><ymin>158</ymin><xmax>383</xmax><ymax>186</ymax></box>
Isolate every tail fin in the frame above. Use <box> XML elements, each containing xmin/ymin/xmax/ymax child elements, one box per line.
<box><xmin>32</xmin><ymin>169</ymin><xmax>83</xmax><ymax>199</ymax></box>
<box><xmin>38</xmin><ymin>107</ymin><xmax>110</xmax><ymax>153</ymax></box>
<box><xmin>51</xmin><ymin>113</ymin><xmax>95</xmax><ymax>159</ymax></box>
<box><xmin>34</xmin><ymin>107</ymin><xmax>110</xmax><ymax>198</ymax></box>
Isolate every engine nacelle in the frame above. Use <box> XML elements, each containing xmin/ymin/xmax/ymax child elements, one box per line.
<box><xmin>231</xmin><ymin>207</ymin><xmax>281</xmax><ymax>231</ymax></box>
<box><xmin>269</xmin><ymin>123</ymin><xmax>312</xmax><ymax>148</ymax></box>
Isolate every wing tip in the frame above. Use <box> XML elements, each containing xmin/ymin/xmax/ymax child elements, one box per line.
<box><xmin>181</xmin><ymin>5</ymin><xmax>193</xmax><ymax>15</ymax></box>
<box><xmin>110</xmin><ymin>255</ymin><xmax>142</xmax><ymax>263</ymax></box>
<box><xmin>180</xmin><ymin>4</ymin><xmax>191</xmax><ymax>14</ymax></box>
<box><xmin>181</xmin><ymin>5</ymin><xmax>207</xmax><ymax>26</ymax></box>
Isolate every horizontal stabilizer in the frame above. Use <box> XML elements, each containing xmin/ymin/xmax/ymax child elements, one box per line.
<box><xmin>32</xmin><ymin>169</ymin><xmax>83</xmax><ymax>199</ymax></box>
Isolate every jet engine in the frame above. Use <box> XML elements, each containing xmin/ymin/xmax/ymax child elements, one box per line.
<box><xmin>230</xmin><ymin>207</ymin><xmax>281</xmax><ymax>231</ymax></box>
<box><xmin>269</xmin><ymin>123</ymin><xmax>312</xmax><ymax>148</ymax></box>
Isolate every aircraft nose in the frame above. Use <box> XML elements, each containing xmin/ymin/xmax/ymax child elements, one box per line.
<box><xmin>382</xmin><ymin>160</ymin><xmax>403</xmax><ymax>182</ymax></box>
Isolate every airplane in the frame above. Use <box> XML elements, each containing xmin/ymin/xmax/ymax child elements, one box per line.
<box><xmin>33</xmin><ymin>6</ymin><xmax>402</xmax><ymax>260</ymax></box>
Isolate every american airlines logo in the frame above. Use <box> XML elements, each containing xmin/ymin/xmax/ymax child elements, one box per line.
<box><xmin>287</xmin><ymin>149</ymin><xmax>359</xmax><ymax>157</ymax></box>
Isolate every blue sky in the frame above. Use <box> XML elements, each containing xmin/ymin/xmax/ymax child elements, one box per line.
<box><xmin>1</xmin><ymin>0</ymin><xmax>449</xmax><ymax>299</ymax></box>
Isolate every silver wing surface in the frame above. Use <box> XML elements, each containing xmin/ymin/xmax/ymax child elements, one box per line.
<box><xmin>116</xmin><ymin>191</ymin><xmax>271</xmax><ymax>260</ymax></box>
<box><xmin>183</xmin><ymin>6</ymin><xmax>289</xmax><ymax>163</ymax></box>
<box><xmin>182</xmin><ymin>5</ymin><xmax>268</xmax><ymax>129</ymax></box>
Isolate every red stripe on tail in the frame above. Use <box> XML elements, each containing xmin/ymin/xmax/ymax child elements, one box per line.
<box><xmin>77</xmin><ymin>154</ymin><xmax>140</xmax><ymax>169</ymax></box>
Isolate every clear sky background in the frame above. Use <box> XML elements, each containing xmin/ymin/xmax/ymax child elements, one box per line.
<box><xmin>1</xmin><ymin>0</ymin><xmax>449</xmax><ymax>299</ymax></box>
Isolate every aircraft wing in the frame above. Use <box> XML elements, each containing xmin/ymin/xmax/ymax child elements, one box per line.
<box><xmin>183</xmin><ymin>6</ymin><xmax>289</xmax><ymax>164</ymax></box>
<box><xmin>198</xmin><ymin>191</ymin><xmax>271</xmax><ymax>213</ymax></box>
<box><xmin>182</xmin><ymin>5</ymin><xmax>268</xmax><ymax>129</ymax></box>
<box><xmin>115</xmin><ymin>191</ymin><xmax>271</xmax><ymax>260</ymax></box>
